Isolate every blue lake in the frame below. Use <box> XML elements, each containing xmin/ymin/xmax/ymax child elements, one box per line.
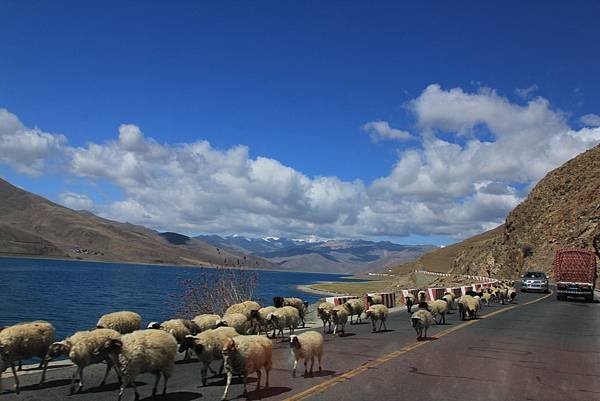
<box><xmin>0</xmin><ymin>257</ymin><xmax>359</xmax><ymax>341</ymax></box>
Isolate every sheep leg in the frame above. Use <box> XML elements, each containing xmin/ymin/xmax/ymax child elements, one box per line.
<box><xmin>318</xmin><ymin>354</ymin><xmax>322</xmax><ymax>371</ymax></box>
<box><xmin>130</xmin><ymin>379</ymin><xmax>140</xmax><ymax>401</ymax></box>
<box><xmin>152</xmin><ymin>372</ymin><xmax>160</xmax><ymax>396</ymax></box>
<box><xmin>292</xmin><ymin>358</ymin><xmax>298</xmax><ymax>377</ymax></box>
<box><xmin>11</xmin><ymin>363</ymin><xmax>20</xmax><ymax>394</ymax></box>
<box><xmin>304</xmin><ymin>359</ymin><xmax>308</xmax><ymax>377</ymax></box>
<box><xmin>100</xmin><ymin>362</ymin><xmax>112</xmax><ymax>386</ymax></box>
<box><xmin>69</xmin><ymin>366</ymin><xmax>82</xmax><ymax>394</ymax></box>
<box><xmin>221</xmin><ymin>371</ymin><xmax>232</xmax><ymax>401</ymax></box>
<box><xmin>309</xmin><ymin>357</ymin><xmax>315</xmax><ymax>376</ymax></box>
<box><xmin>39</xmin><ymin>356</ymin><xmax>51</xmax><ymax>384</ymax></box>
<box><xmin>256</xmin><ymin>369</ymin><xmax>261</xmax><ymax>390</ymax></box>
<box><xmin>242</xmin><ymin>373</ymin><xmax>248</xmax><ymax>397</ymax></box>
<box><xmin>201</xmin><ymin>364</ymin><xmax>208</xmax><ymax>386</ymax></box>
<box><xmin>162</xmin><ymin>372</ymin><xmax>169</xmax><ymax>396</ymax></box>
<box><xmin>265</xmin><ymin>366</ymin><xmax>270</xmax><ymax>388</ymax></box>
<box><xmin>333</xmin><ymin>323</ymin><xmax>337</xmax><ymax>336</ymax></box>
<box><xmin>18</xmin><ymin>360</ymin><xmax>22</xmax><ymax>371</ymax></box>
<box><xmin>78</xmin><ymin>366</ymin><xmax>84</xmax><ymax>392</ymax></box>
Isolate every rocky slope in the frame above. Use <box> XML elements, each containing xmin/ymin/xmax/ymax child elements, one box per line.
<box><xmin>0</xmin><ymin>178</ymin><xmax>270</xmax><ymax>268</ymax></box>
<box><xmin>391</xmin><ymin>144</ymin><xmax>600</xmax><ymax>280</ymax></box>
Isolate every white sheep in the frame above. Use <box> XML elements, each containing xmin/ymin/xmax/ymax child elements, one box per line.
<box><xmin>417</xmin><ymin>290</ymin><xmax>427</xmax><ymax>303</ymax></box>
<box><xmin>221</xmin><ymin>335</ymin><xmax>272</xmax><ymax>401</ymax></box>
<box><xmin>482</xmin><ymin>292</ymin><xmax>492</xmax><ymax>306</ymax></box>
<box><xmin>45</xmin><ymin>328</ymin><xmax>121</xmax><ymax>394</ymax></box>
<box><xmin>192</xmin><ymin>314</ymin><xmax>221</xmax><ymax>332</ymax></box>
<box><xmin>317</xmin><ymin>302</ymin><xmax>335</xmax><ymax>334</ymax></box>
<box><xmin>426</xmin><ymin>299</ymin><xmax>449</xmax><ymax>324</ymax></box>
<box><xmin>405</xmin><ymin>293</ymin><xmax>416</xmax><ymax>314</ymax></box>
<box><xmin>250</xmin><ymin>306</ymin><xmax>277</xmax><ymax>336</ymax></box>
<box><xmin>0</xmin><ymin>320</ymin><xmax>55</xmax><ymax>394</ymax></box>
<box><xmin>266</xmin><ymin>306</ymin><xmax>300</xmax><ymax>338</ymax></box>
<box><xmin>343</xmin><ymin>298</ymin><xmax>365</xmax><ymax>324</ymax></box>
<box><xmin>180</xmin><ymin>326</ymin><xmax>238</xmax><ymax>386</ymax></box>
<box><xmin>331</xmin><ymin>306</ymin><xmax>349</xmax><ymax>336</ymax></box>
<box><xmin>216</xmin><ymin>313</ymin><xmax>252</xmax><ymax>335</ymax></box>
<box><xmin>367</xmin><ymin>294</ymin><xmax>383</xmax><ymax>305</ymax></box>
<box><xmin>96</xmin><ymin>311</ymin><xmax>141</xmax><ymax>334</ymax></box>
<box><xmin>273</xmin><ymin>297</ymin><xmax>309</xmax><ymax>327</ymax></box>
<box><xmin>442</xmin><ymin>292</ymin><xmax>456</xmax><ymax>311</ymax></box>
<box><xmin>289</xmin><ymin>331</ymin><xmax>323</xmax><ymax>377</ymax></box>
<box><xmin>147</xmin><ymin>319</ymin><xmax>200</xmax><ymax>360</ymax></box>
<box><xmin>365</xmin><ymin>304</ymin><xmax>389</xmax><ymax>332</ymax></box>
<box><xmin>458</xmin><ymin>295</ymin><xmax>480</xmax><ymax>320</ymax></box>
<box><xmin>411</xmin><ymin>309</ymin><xmax>433</xmax><ymax>340</ymax></box>
<box><xmin>93</xmin><ymin>329</ymin><xmax>177</xmax><ymax>401</ymax></box>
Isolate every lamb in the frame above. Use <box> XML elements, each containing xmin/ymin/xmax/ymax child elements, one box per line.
<box><xmin>273</xmin><ymin>297</ymin><xmax>309</xmax><ymax>327</ymax></box>
<box><xmin>365</xmin><ymin>304</ymin><xmax>389</xmax><ymax>332</ymax></box>
<box><xmin>221</xmin><ymin>335</ymin><xmax>272</xmax><ymax>401</ymax></box>
<box><xmin>45</xmin><ymin>328</ymin><xmax>121</xmax><ymax>394</ymax></box>
<box><xmin>225</xmin><ymin>301</ymin><xmax>261</xmax><ymax>319</ymax></box>
<box><xmin>411</xmin><ymin>309</ymin><xmax>433</xmax><ymax>340</ymax></box>
<box><xmin>482</xmin><ymin>292</ymin><xmax>493</xmax><ymax>306</ymax></box>
<box><xmin>343</xmin><ymin>298</ymin><xmax>365</xmax><ymax>324</ymax></box>
<box><xmin>93</xmin><ymin>329</ymin><xmax>177</xmax><ymax>401</ymax></box>
<box><xmin>317</xmin><ymin>302</ymin><xmax>335</xmax><ymax>334</ymax></box>
<box><xmin>426</xmin><ymin>299</ymin><xmax>449</xmax><ymax>324</ymax></box>
<box><xmin>417</xmin><ymin>290</ymin><xmax>427</xmax><ymax>303</ymax></box>
<box><xmin>192</xmin><ymin>314</ymin><xmax>221</xmax><ymax>332</ymax></box>
<box><xmin>266</xmin><ymin>306</ymin><xmax>300</xmax><ymax>338</ymax></box>
<box><xmin>180</xmin><ymin>326</ymin><xmax>238</xmax><ymax>386</ymax></box>
<box><xmin>458</xmin><ymin>295</ymin><xmax>480</xmax><ymax>320</ymax></box>
<box><xmin>0</xmin><ymin>320</ymin><xmax>55</xmax><ymax>394</ymax></box>
<box><xmin>507</xmin><ymin>288</ymin><xmax>518</xmax><ymax>303</ymax></box>
<box><xmin>405</xmin><ymin>293</ymin><xmax>416</xmax><ymax>314</ymax></box>
<box><xmin>250</xmin><ymin>306</ymin><xmax>277</xmax><ymax>336</ymax></box>
<box><xmin>216</xmin><ymin>313</ymin><xmax>253</xmax><ymax>335</ymax></box>
<box><xmin>331</xmin><ymin>306</ymin><xmax>349</xmax><ymax>336</ymax></box>
<box><xmin>289</xmin><ymin>331</ymin><xmax>323</xmax><ymax>377</ymax></box>
<box><xmin>96</xmin><ymin>311</ymin><xmax>141</xmax><ymax>334</ymax></box>
<box><xmin>147</xmin><ymin>319</ymin><xmax>200</xmax><ymax>360</ymax></box>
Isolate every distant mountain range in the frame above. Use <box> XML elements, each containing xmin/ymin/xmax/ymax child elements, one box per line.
<box><xmin>196</xmin><ymin>234</ymin><xmax>437</xmax><ymax>274</ymax></box>
<box><xmin>0</xmin><ymin>178</ymin><xmax>271</xmax><ymax>269</ymax></box>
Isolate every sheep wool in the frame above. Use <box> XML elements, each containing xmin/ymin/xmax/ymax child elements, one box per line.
<box><xmin>221</xmin><ymin>335</ymin><xmax>272</xmax><ymax>400</ymax></box>
<box><xmin>0</xmin><ymin>320</ymin><xmax>55</xmax><ymax>393</ymax></box>
<box><xmin>225</xmin><ymin>301</ymin><xmax>261</xmax><ymax>319</ymax></box>
<box><xmin>96</xmin><ymin>311</ymin><xmax>141</xmax><ymax>334</ymax></box>
<box><xmin>283</xmin><ymin>297</ymin><xmax>309</xmax><ymax>327</ymax></box>
<box><xmin>289</xmin><ymin>331</ymin><xmax>323</xmax><ymax>377</ymax></box>
<box><xmin>95</xmin><ymin>329</ymin><xmax>177</xmax><ymax>401</ymax></box>
<box><xmin>217</xmin><ymin>313</ymin><xmax>252</xmax><ymax>335</ymax></box>
<box><xmin>365</xmin><ymin>304</ymin><xmax>389</xmax><ymax>332</ymax></box>
<box><xmin>192</xmin><ymin>314</ymin><xmax>221</xmax><ymax>332</ymax></box>
<box><xmin>252</xmin><ymin>306</ymin><xmax>277</xmax><ymax>336</ymax></box>
<box><xmin>411</xmin><ymin>309</ymin><xmax>433</xmax><ymax>340</ymax></box>
<box><xmin>182</xmin><ymin>326</ymin><xmax>238</xmax><ymax>386</ymax></box>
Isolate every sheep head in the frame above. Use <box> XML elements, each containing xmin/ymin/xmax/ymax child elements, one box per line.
<box><xmin>289</xmin><ymin>335</ymin><xmax>300</xmax><ymax>350</ymax></box>
<box><xmin>147</xmin><ymin>322</ymin><xmax>162</xmax><ymax>330</ymax></box>
<box><xmin>93</xmin><ymin>338</ymin><xmax>123</xmax><ymax>358</ymax></box>
<box><xmin>273</xmin><ymin>296</ymin><xmax>284</xmax><ymax>308</ymax></box>
<box><xmin>47</xmin><ymin>341</ymin><xmax>71</xmax><ymax>359</ymax></box>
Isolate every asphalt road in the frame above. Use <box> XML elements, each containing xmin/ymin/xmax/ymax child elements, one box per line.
<box><xmin>2</xmin><ymin>289</ymin><xmax>599</xmax><ymax>401</ymax></box>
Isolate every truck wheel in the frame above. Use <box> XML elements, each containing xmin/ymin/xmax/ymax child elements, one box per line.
<box><xmin>585</xmin><ymin>294</ymin><xmax>594</xmax><ymax>303</ymax></box>
<box><xmin>556</xmin><ymin>294</ymin><xmax>564</xmax><ymax>301</ymax></box>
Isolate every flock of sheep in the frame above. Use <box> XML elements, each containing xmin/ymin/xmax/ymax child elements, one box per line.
<box><xmin>406</xmin><ymin>281</ymin><xmax>518</xmax><ymax>339</ymax></box>
<box><xmin>0</xmin><ymin>283</ymin><xmax>516</xmax><ymax>400</ymax></box>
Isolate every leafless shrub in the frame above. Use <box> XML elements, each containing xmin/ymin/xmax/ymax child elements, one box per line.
<box><xmin>168</xmin><ymin>267</ymin><xmax>260</xmax><ymax>318</ymax></box>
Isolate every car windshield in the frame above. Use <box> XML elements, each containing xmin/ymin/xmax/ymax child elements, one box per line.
<box><xmin>524</xmin><ymin>272</ymin><xmax>546</xmax><ymax>279</ymax></box>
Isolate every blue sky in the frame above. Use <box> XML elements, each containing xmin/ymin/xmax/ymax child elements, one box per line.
<box><xmin>1</xmin><ymin>1</ymin><xmax>600</xmax><ymax>245</ymax></box>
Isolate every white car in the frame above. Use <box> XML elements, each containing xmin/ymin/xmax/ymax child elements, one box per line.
<box><xmin>521</xmin><ymin>271</ymin><xmax>549</xmax><ymax>293</ymax></box>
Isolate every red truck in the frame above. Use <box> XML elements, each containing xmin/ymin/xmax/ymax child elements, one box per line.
<box><xmin>554</xmin><ymin>248</ymin><xmax>597</xmax><ymax>302</ymax></box>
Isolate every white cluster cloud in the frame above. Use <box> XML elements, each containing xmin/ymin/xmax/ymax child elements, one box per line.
<box><xmin>2</xmin><ymin>84</ymin><xmax>600</xmax><ymax>241</ymax></box>
<box><xmin>361</xmin><ymin>120</ymin><xmax>413</xmax><ymax>142</ymax></box>
<box><xmin>580</xmin><ymin>113</ymin><xmax>600</xmax><ymax>127</ymax></box>
<box><xmin>0</xmin><ymin>109</ymin><xmax>67</xmax><ymax>176</ymax></box>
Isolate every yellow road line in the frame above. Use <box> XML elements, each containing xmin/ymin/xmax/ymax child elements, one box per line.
<box><xmin>282</xmin><ymin>291</ymin><xmax>554</xmax><ymax>401</ymax></box>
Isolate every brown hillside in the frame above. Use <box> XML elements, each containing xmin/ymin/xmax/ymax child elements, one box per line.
<box><xmin>390</xmin><ymin>144</ymin><xmax>600</xmax><ymax>280</ymax></box>
<box><xmin>0</xmin><ymin>178</ymin><xmax>271</xmax><ymax>268</ymax></box>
